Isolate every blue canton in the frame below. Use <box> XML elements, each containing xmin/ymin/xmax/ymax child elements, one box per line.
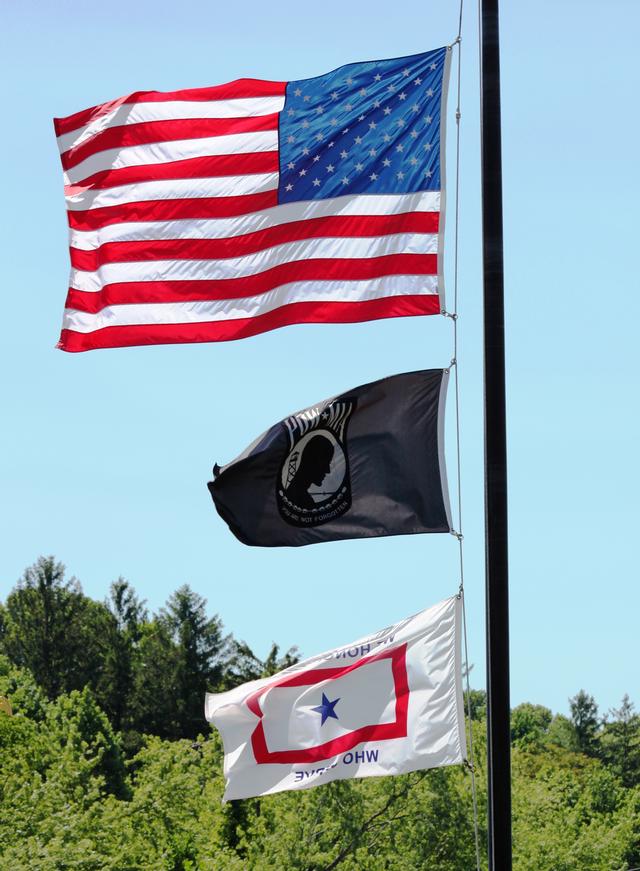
<box><xmin>278</xmin><ymin>47</ymin><xmax>448</xmax><ymax>203</ymax></box>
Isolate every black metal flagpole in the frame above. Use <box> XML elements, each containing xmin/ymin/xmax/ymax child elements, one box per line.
<box><xmin>479</xmin><ymin>0</ymin><xmax>512</xmax><ymax>868</ymax></box>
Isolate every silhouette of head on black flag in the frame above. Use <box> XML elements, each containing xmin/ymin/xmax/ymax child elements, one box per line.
<box><xmin>285</xmin><ymin>434</ymin><xmax>335</xmax><ymax>510</ymax></box>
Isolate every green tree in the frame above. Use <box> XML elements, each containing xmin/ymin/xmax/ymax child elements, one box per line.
<box><xmin>569</xmin><ymin>689</ymin><xmax>600</xmax><ymax>756</ymax></box>
<box><xmin>128</xmin><ymin>618</ymin><xmax>181</xmax><ymax>740</ymax></box>
<box><xmin>3</xmin><ymin>667</ymin><xmax>640</xmax><ymax>870</ymax></box>
<box><xmin>547</xmin><ymin>712</ymin><xmax>576</xmax><ymax>750</ymax></box>
<box><xmin>465</xmin><ymin>688</ymin><xmax>487</xmax><ymax>721</ymax></box>
<box><xmin>0</xmin><ymin>654</ymin><xmax>48</xmax><ymax>721</ymax></box>
<box><xmin>160</xmin><ymin>585</ymin><xmax>229</xmax><ymax>739</ymax></box>
<box><xmin>46</xmin><ymin>686</ymin><xmax>128</xmax><ymax>799</ymax></box>
<box><xmin>0</xmin><ymin>601</ymin><xmax>6</xmax><ymax>648</ymax></box>
<box><xmin>97</xmin><ymin>578</ymin><xmax>147</xmax><ymax>733</ymax></box>
<box><xmin>511</xmin><ymin>703</ymin><xmax>552</xmax><ymax>749</ymax></box>
<box><xmin>225</xmin><ymin>640</ymin><xmax>299</xmax><ymax>687</ymax></box>
<box><xmin>600</xmin><ymin>695</ymin><xmax>640</xmax><ymax>788</ymax></box>
<box><xmin>1</xmin><ymin>556</ymin><xmax>111</xmax><ymax>698</ymax></box>
<box><xmin>512</xmin><ymin>745</ymin><xmax>639</xmax><ymax>870</ymax></box>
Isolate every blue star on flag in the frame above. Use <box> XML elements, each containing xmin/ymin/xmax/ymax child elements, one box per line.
<box><xmin>312</xmin><ymin>693</ymin><xmax>341</xmax><ymax>725</ymax></box>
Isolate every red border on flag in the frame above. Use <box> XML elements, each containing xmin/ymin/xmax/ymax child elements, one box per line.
<box><xmin>246</xmin><ymin>644</ymin><xmax>409</xmax><ymax>764</ymax></box>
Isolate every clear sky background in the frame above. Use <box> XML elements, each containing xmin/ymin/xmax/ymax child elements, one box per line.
<box><xmin>1</xmin><ymin>0</ymin><xmax>638</xmax><ymax>718</ymax></box>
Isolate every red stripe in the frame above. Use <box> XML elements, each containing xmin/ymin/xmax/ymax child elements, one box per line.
<box><xmin>70</xmin><ymin>212</ymin><xmax>440</xmax><ymax>270</ymax></box>
<box><xmin>53</xmin><ymin>80</ymin><xmax>286</xmax><ymax>136</ymax></box>
<box><xmin>67</xmin><ymin>191</ymin><xmax>279</xmax><ymax>231</ymax></box>
<box><xmin>57</xmin><ymin>294</ymin><xmax>441</xmax><ymax>352</ymax></box>
<box><xmin>65</xmin><ymin>254</ymin><xmax>438</xmax><ymax>312</ymax></box>
<box><xmin>64</xmin><ymin>152</ymin><xmax>279</xmax><ymax>193</ymax></box>
<box><xmin>61</xmin><ymin>114</ymin><xmax>278</xmax><ymax>171</ymax></box>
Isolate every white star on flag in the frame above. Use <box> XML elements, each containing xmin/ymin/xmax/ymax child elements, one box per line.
<box><xmin>54</xmin><ymin>46</ymin><xmax>448</xmax><ymax>351</ymax></box>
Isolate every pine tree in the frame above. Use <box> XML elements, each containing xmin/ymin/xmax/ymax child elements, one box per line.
<box><xmin>225</xmin><ymin>640</ymin><xmax>299</xmax><ymax>687</ymax></box>
<box><xmin>569</xmin><ymin>689</ymin><xmax>600</xmax><ymax>756</ymax></box>
<box><xmin>98</xmin><ymin>578</ymin><xmax>147</xmax><ymax>732</ymax></box>
<box><xmin>129</xmin><ymin>618</ymin><xmax>181</xmax><ymax>739</ymax></box>
<box><xmin>600</xmin><ymin>695</ymin><xmax>640</xmax><ymax>787</ymax></box>
<box><xmin>1</xmin><ymin>556</ymin><xmax>110</xmax><ymax>698</ymax></box>
<box><xmin>160</xmin><ymin>585</ymin><xmax>229</xmax><ymax>739</ymax></box>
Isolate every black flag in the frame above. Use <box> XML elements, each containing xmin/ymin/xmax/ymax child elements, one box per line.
<box><xmin>208</xmin><ymin>369</ymin><xmax>451</xmax><ymax>547</ymax></box>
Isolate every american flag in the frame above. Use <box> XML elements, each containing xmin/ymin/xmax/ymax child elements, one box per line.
<box><xmin>54</xmin><ymin>47</ymin><xmax>450</xmax><ymax>352</ymax></box>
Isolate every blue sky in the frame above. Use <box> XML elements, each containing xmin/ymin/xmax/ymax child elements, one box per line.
<box><xmin>1</xmin><ymin>0</ymin><xmax>638</xmax><ymax>718</ymax></box>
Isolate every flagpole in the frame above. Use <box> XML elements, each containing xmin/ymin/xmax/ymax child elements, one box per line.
<box><xmin>479</xmin><ymin>0</ymin><xmax>512</xmax><ymax>868</ymax></box>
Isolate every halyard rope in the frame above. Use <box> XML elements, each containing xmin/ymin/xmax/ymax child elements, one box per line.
<box><xmin>450</xmin><ymin>3</ymin><xmax>482</xmax><ymax>867</ymax></box>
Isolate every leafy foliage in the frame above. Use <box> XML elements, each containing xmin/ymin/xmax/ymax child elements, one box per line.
<box><xmin>510</xmin><ymin>703</ymin><xmax>552</xmax><ymax>750</ymax></box>
<box><xmin>1</xmin><ymin>557</ymin><xmax>640</xmax><ymax>869</ymax></box>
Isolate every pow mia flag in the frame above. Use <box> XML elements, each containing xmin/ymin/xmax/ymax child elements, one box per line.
<box><xmin>208</xmin><ymin>370</ymin><xmax>451</xmax><ymax>547</ymax></box>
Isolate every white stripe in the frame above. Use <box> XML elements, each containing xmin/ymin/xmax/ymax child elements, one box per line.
<box><xmin>65</xmin><ymin>172</ymin><xmax>278</xmax><ymax>211</ymax></box>
<box><xmin>70</xmin><ymin>233</ymin><xmax>438</xmax><ymax>292</ymax></box>
<box><xmin>63</xmin><ymin>274</ymin><xmax>439</xmax><ymax>332</ymax></box>
<box><xmin>57</xmin><ymin>97</ymin><xmax>285</xmax><ymax>153</ymax></box>
<box><xmin>64</xmin><ymin>130</ymin><xmax>278</xmax><ymax>185</ymax></box>
<box><xmin>69</xmin><ymin>191</ymin><xmax>441</xmax><ymax>250</ymax></box>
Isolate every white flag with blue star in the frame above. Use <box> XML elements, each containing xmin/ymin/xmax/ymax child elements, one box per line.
<box><xmin>205</xmin><ymin>596</ymin><xmax>466</xmax><ymax>800</ymax></box>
